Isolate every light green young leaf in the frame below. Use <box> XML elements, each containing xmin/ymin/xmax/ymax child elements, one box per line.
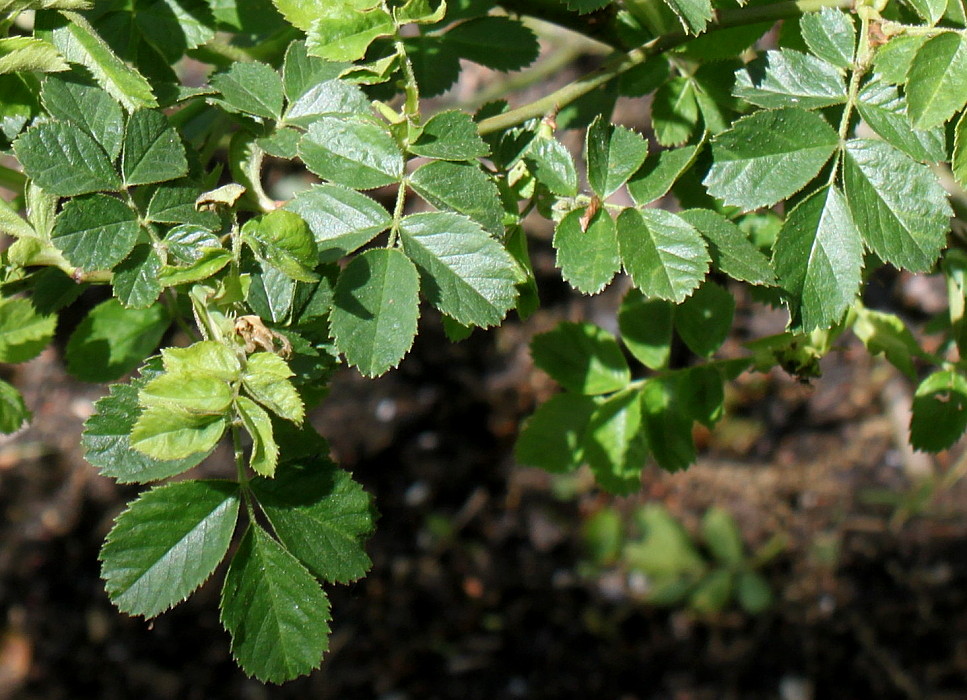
<box><xmin>37</xmin><ymin>11</ymin><xmax>157</xmax><ymax>110</ymax></box>
<box><xmin>662</xmin><ymin>0</ymin><xmax>713</xmax><ymax>34</ymax></box>
<box><xmin>283</xmin><ymin>79</ymin><xmax>370</xmax><ymax>127</ymax></box>
<box><xmin>251</xmin><ymin>460</ymin><xmax>376</xmax><ymax>583</ymax></box>
<box><xmin>617</xmin><ymin>208</ymin><xmax>710</xmax><ymax>303</ymax></box>
<box><xmin>299</xmin><ymin>116</ymin><xmax>404</xmax><ymax>190</ymax></box>
<box><xmin>66</xmin><ymin>300</ymin><xmax>168</xmax><ymax>381</ymax></box>
<box><xmin>651</xmin><ymin>77</ymin><xmax>699</xmax><ymax>147</ymax></box>
<box><xmin>677</xmin><ymin>209</ymin><xmax>776</xmax><ymax>286</ymax></box>
<box><xmin>220</xmin><ymin>525</ymin><xmax>332</xmax><ymax>684</ymax></box>
<box><xmin>161</xmin><ymin>341</ymin><xmax>241</xmax><ymax>382</ymax></box>
<box><xmin>306</xmin><ymin>5</ymin><xmax>394</xmax><ymax>62</ymax></box>
<box><xmin>82</xmin><ymin>383</ymin><xmax>208</xmax><ymax>483</ymax></box>
<box><xmin>842</xmin><ymin>139</ymin><xmax>951</xmax><ymax>272</ymax></box>
<box><xmin>41</xmin><ymin>76</ymin><xmax>124</xmax><ymax>160</ymax></box>
<box><xmin>52</xmin><ymin>194</ymin><xmax>141</xmax><ymax>271</ymax></box>
<box><xmin>130</xmin><ymin>406</ymin><xmax>228</xmax><ymax>460</ymax></box>
<box><xmin>910</xmin><ymin>370</ymin><xmax>967</xmax><ymax>451</ymax></box>
<box><xmin>704</xmin><ymin>107</ymin><xmax>839</xmax><ymax>211</ymax></box>
<box><xmin>273</xmin><ymin>0</ymin><xmax>380</xmax><ymax>30</ymax></box>
<box><xmin>284</xmin><ymin>184</ymin><xmax>389</xmax><ymax>263</ymax></box>
<box><xmin>398</xmin><ymin>212</ymin><xmax>519</xmax><ymax>327</ymax></box>
<box><xmin>852</xmin><ymin>307</ymin><xmax>922</xmax><ymax>379</ymax></box>
<box><xmin>906</xmin><ymin>32</ymin><xmax>967</xmax><ymax>129</ymax></box>
<box><xmin>0</xmin><ymin>198</ymin><xmax>36</xmax><ymax>240</ymax></box>
<box><xmin>394</xmin><ymin>0</ymin><xmax>447</xmax><ymax>23</ymax></box>
<box><xmin>236</xmin><ymin>395</ymin><xmax>278</xmax><ymax>477</ymax></box>
<box><xmin>113</xmin><ymin>245</ymin><xmax>163</xmax><ymax>309</ymax></box>
<box><xmin>408</xmin><ymin>160</ymin><xmax>503</xmax><ymax>235</ymax></box>
<box><xmin>210</xmin><ymin>61</ymin><xmax>284</xmax><ymax>120</ymax></box>
<box><xmin>100</xmin><ymin>480</ymin><xmax>239</xmax><ymax>618</ymax></box>
<box><xmin>444</xmin><ymin>16</ymin><xmax>540</xmax><ymax>71</ymax></box>
<box><xmin>0</xmin><ymin>379</ymin><xmax>29</xmax><ymax>434</ymax></box>
<box><xmin>0</xmin><ymin>36</ymin><xmax>68</xmax><ymax>74</ymax></box>
<box><xmin>733</xmin><ymin>49</ymin><xmax>847</xmax><ymax>110</ymax></box>
<box><xmin>140</xmin><ymin>373</ymin><xmax>233</xmax><ymax>416</ymax></box>
<box><xmin>409</xmin><ymin>110</ymin><xmax>489</xmax><ymax>161</ymax></box>
<box><xmin>583</xmin><ymin>388</ymin><xmax>648</xmax><ymax>495</ymax></box>
<box><xmin>618</xmin><ymin>289</ymin><xmax>673</xmax><ymax>370</ymax></box>
<box><xmin>331</xmin><ymin>248</ymin><xmax>420</xmax><ymax>376</ymax></box>
<box><xmin>955</xmin><ymin>111</ymin><xmax>967</xmax><ymax>189</ymax></box>
<box><xmin>241</xmin><ymin>210</ymin><xmax>319</xmax><ymax>283</ymax></box>
<box><xmin>515</xmin><ymin>393</ymin><xmax>597</xmax><ymax>473</ymax></box>
<box><xmin>675</xmin><ymin>280</ymin><xmax>735</xmax><ymax>357</ymax></box>
<box><xmin>799</xmin><ymin>7</ymin><xmax>855</xmax><ymax>69</ymax></box>
<box><xmin>242</xmin><ymin>352</ymin><xmax>304</xmax><ymax>424</ymax></box>
<box><xmin>530</xmin><ymin>321</ymin><xmax>631</xmax><ymax>396</ymax></box>
<box><xmin>626</xmin><ymin>142</ymin><xmax>701</xmax><ymax>206</ymax></box>
<box><xmin>773</xmin><ymin>186</ymin><xmax>863</xmax><ymax>331</ymax></box>
<box><xmin>121</xmin><ymin>110</ymin><xmax>188</xmax><ymax>187</ymax></box>
<box><xmin>553</xmin><ymin>207</ymin><xmax>620</xmax><ymax>295</ymax></box>
<box><xmin>0</xmin><ymin>297</ymin><xmax>56</xmax><ymax>364</ymax></box>
<box><xmin>523</xmin><ymin>137</ymin><xmax>579</xmax><ymax>196</ymax></box>
<box><xmin>586</xmin><ymin>115</ymin><xmax>649</xmax><ymax>199</ymax></box>
<box><xmin>14</xmin><ymin>122</ymin><xmax>121</xmax><ymax>196</ymax></box>
<box><xmin>856</xmin><ymin>80</ymin><xmax>946</xmax><ymax>163</ymax></box>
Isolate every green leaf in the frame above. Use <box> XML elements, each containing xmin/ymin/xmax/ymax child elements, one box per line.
<box><xmin>82</xmin><ymin>383</ymin><xmax>208</xmax><ymax>483</ymax></box>
<box><xmin>14</xmin><ymin>121</ymin><xmax>121</xmax><ymax>196</ymax></box>
<box><xmin>398</xmin><ymin>212</ymin><xmax>519</xmax><ymax>327</ymax></box>
<box><xmin>144</xmin><ymin>181</ymin><xmax>220</xmax><ymax>228</ymax></box>
<box><xmin>910</xmin><ymin>370</ymin><xmax>967</xmax><ymax>451</ymax></box>
<box><xmin>41</xmin><ymin>76</ymin><xmax>124</xmax><ymax>160</ymax></box>
<box><xmin>583</xmin><ymin>388</ymin><xmax>648</xmax><ymax>495</ymax></box>
<box><xmin>625</xmin><ymin>504</ymin><xmax>704</xmax><ymax>579</ymax></box>
<box><xmin>677</xmin><ymin>209</ymin><xmax>776</xmax><ymax>286</ymax></box>
<box><xmin>133</xmin><ymin>0</ymin><xmax>215</xmax><ymax>63</ymax></box>
<box><xmin>409</xmin><ymin>110</ymin><xmax>489</xmax><ymax>161</ymax></box>
<box><xmin>161</xmin><ymin>341</ymin><xmax>241</xmax><ymax>382</ymax></box>
<box><xmin>553</xmin><ymin>207</ymin><xmax>620</xmax><ymax>295</ymax></box>
<box><xmin>704</xmin><ymin>107</ymin><xmax>839</xmax><ymax>211</ymax></box>
<box><xmin>236</xmin><ymin>395</ymin><xmax>278</xmax><ymax>477</ymax></box>
<box><xmin>113</xmin><ymin>245</ymin><xmax>163</xmax><ymax>309</ymax></box>
<box><xmin>130</xmin><ymin>406</ymin><xmax>228</xmax><ymax>460</ymax></box>
<box><xmin>618</xmin><ymin>289</ymin><xmax>673</xmax><ymax>370</ymax></box>
<box><xmin>586</xmin><ymin>115</ymin><xmax>649</xmax><ymax>199</ymax></box>
<box><xmin>616</xmin><ymin>208</ymin><xmax>710</xmax><ymax>303</ymax></box>
<box><xmin>251</xmin><ymin>460</ymin><xmax>375</xmax><ymax>583</ymax></box>
<box><xmin>0</xmin><ymin>379</ymin><xmax>28</xmax><ymax>434</ymax></box>
<box><xmin>856</xmin><ymin>80</ymin><xmax>946</xmax><ymax>163</ymax></box>
<box><xmin>121</xmin><ymin>109</ymin><xmax>188</xmax><ymax>187</ymax></box>
<box><xmin>0</xmin><ymin>197</ymin><xmax>35</xmax><ymax>241</ymax></box>
<box><xmin>651</xmin><ymin>77</ymin><xmax>699</xmax><ymax>147</ymax></box>
<box><xmin>242</xmin><ymin>210</ymin><xmax>319</xmax><ymax>283</ymax></box>
<box><xmin>36</xmin><ymin>11</ymin><xmax>157</xmax><ymax>110</ymax></box>
<box><xmin>272</xmin><ymin>0</ymin><xmax>379</xmax><ymax>31</ymax></box>
<box><xmin>737</xmin><ymin>571</ymin><xmax>773</xmax><ymax>614</ymax></box>
<box><xmin>626</xmin><ymin>142</ymin><xmax>700</xmax><ymax>206</ymax></box>
<box><xmin>0</xmin><ymin>36</ymin><xmax>67</xmax><ymax>74</ymax></box>
<box><xmin>641</xmin><ymin>377</ymin><xmax>695</xmax><ymax>472</ymax></box>
<box><xmin>530</xmin><ymin>321</ymin><xmax>631</xmax><ymax>395</ymax></box>
<box><xmin>283</xmin><ymin>79</ymin><xmax>369</xmax><ymax>127</ymax></box>
<box><xmin>299</xmin><ymin>116</ymin><xmax>404</xmax><ymax>190</ymax></box>
<box><xmin>689</xmin><ymin>569</ymin><xmax>733</xmax><ymax>614</ymax></box>
<box><xmin>140</xmin><ymin>372</ymin><xmax>233</xmax><ymax>416</ymax></box>
<box><xmin>282</xmin><ymin>40</ymin><xmax>348</xmax><ymax>103</ymax></box>
<box><xmin>773</xmin><ymin>186</ymin><xmax>863</xmax><ymax>331</ymax></box>
<box><xmin>0</xmin><ymin>297</ymin><xmax>57</xmax><ymax>363</ymax></box>
<box><xmin>701</xmin><ymin>507</ymin><xmax>743</xmax><ymax>566</ymax></box>
<box><xmin>242</xmin><ymin>352</ymin><xmax>304</xmax><ymax>424</ymax></box>
<box><xmin>852</xmin><ymin>307</ymin><xmax>922</xmax><ymax>379</ymax></box>
<box><xmin>675</xmin><ymin>280</ymin><xmax>735</xmax><ymax>356</ymax></box>
<box><xmin>306</xmin><ymin>5</ymin><xmax>394</xmax><ymax>62</ymax></box>
<box><xmin>444</xmin><ymin>16</ymin><xmax>539</xmax><ymax>71</ymax></box>
<box><xmin>733</xmin><ymin>49</ymin><xmax>847</xmax><ymax>110</ymax></box>
<box><xmin>583</xmin><ymin>507</ymin><xmax>623</xmax><ymax>566</ymax></box>
<box><xmin>66</xmin><ymin>299</ymin><xmax>169</xmax><ymax>381</ymax></box>
<box><xmin>662</xmin><ymin>0</ymin><xmax>713</xmax><ymax>34</ymax></box>
<box><xmin>523</xmin><ymin>137</ymin><xmax>579</xmax><ymax>196</ymax></box>
<box><xmin>515</xmin><ymin>393</ymin><xmax>597</xmax><ymax>473</ymax></box>
<box><xmin>158</xmin><ymin>249</ymin><xmax>233</xmax><ymax>287</ymax></box>
<box><xmin>408</xmin><ymin>160</ymin><xmax>503</xmax><ymax>235</ymax></box>
<box><xmin>906</xmin><ymin>32</ymin><xmax>967</xmax><ymax>129</ymax></box>
<box><xmin>331</xmin><ymin>248</ymin><xmax>420</xmax><ymax>376</ymax></box>
<box><xmin>52</xmin><ymin>194</ymin><xmax>141</xmax><ymax>271</ymax></box>
<box><xmin>955</xmin><ymin>111</ymin><xmax>967</xmax><ymax>189</ymax></box>
<box><xmin>799</xmin><ymin>7</ymin><xmax>855</xmax><ymax>69</ymax></box>
<box><xmin>210</xmin><ymin>61</ymin><xmax>284</xmax><ymax>120</ymax></box>
<box><xmin>100</xmin><ymin>480</ymin><xmax>239</xmax><ymax>618</ymax></box>
<box><xmin>907</xmin><ymin>0</ymin><xmax>948</xmax><ymax>25</ymax></box>
<box><xmin>842</xmin><ymin>139</ymin><xmax>951</xmax><ymax>272</ymax></box>
<box><xmin>284</xmin><ymin>184</ymin><xmax>390</xmax><ymax>263</ymax></box>
<box><xmin>406</xmin><ymin>35</ymin><xmax>461</xmax><ymax>97</ymax></box>
<box><xmin>873</xmin><ymin>34</ymin><xmax>929</xmax><ymax>85</ymax></box>
<box><xmin>220</xmin><ymin>525</ymin><xmax>331</xmax><ymax>684</ymax></box>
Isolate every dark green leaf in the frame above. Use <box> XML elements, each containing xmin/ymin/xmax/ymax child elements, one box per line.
<box><xmin>856</xmin><ymin>80</ymin><xmax>946</xmax><ymax>163</ymax></box>
<box><xmin>651</xmin><ymin>77</ymin><xmax>699</xmax><ymax>147</ymax></box>
<box><xmin>284</xmin><ymin>79</ymin><xmax>369</xmax><ymax>127</ymax></box>
<box><xmin>523</xmin><ymin>137</ymin><xmax>578</xmax><ymax>196</ymax></box>
<box><xmin>873</xmin><ymin>34</ymin><xmax>928</xmax><ymax>85</ymax></box>
<box><xmin>113</xmin><ymin>244</ymin><xmax>163</xmax><ymax>309</ymax></box>
<box><xmin>583</xmin><ymin>388</ymin><xmax>648</xmax><ymax>495</ymax></box>
<box><xmin>100</xmin><ymin>480</ymin><xmax>239</xmax><ymax>618</ymax></box>
<box><xmin>553</xmin><ymin>207</ymin><xmax>620</xmax><ymax>295</ymax></box>
<box><xmin>144</xmin><ymin>181</ymin><xmax>220</xmax><ymax>228</ymax></box>
<box><xmin>409</xmin><ymin>160</ymin><xmax>503</xmax><ymax>235</ymax></box>
<box><xmin>675</xmin><ymin>280</ymin><xmax>735</xmax><ymax>356</ymax></box>
<box><xmin>251</xmin><ymin>460</ymin><xmax>375</xmax><ymax>583</ymax></box>
<box><xmin>515</xmin><ymin>393</ymin><xmax>597</xmax><ymax>473</ymax></box>
<box><xmin>41</xmin><ymin>75</ymin><xmax>124</xmax><ymax>159</ymax></box>
<box><xmin>641</xmin><ymin>377</ymin><xmax>695</xmax><ymax>472</ymax></box>
<box><xmin>14</xmin><ymin>121</ymin><xmax>121</xmax><ymax>196</ymax></box>
<box><xmin>282</xmin><ymin>40</ymin><xmax>348</xmax><ymax>103</ymax></box>
<box><xmin>409</xmin><ymin>110</ymin><xmax>489</xmax><ymax>161</ymax></box>
<box><xmin>444</xmin><ymin>16</ymin><xmax>539</xmax><ymax>71</ymax></box>
<box><xmin>530</xmin><ymin>321</ymin><xmax>631</xmax><ymax>395</ymax></box>
<box><xmin>734</xmin><ymin>49</ymin><xmax>847</xmax><ymax>110</ymax></box>
<box><xmin>284</xmin><ymin>184</ymin><xmax>389</xmax><ymax>263</ymax></box>
<box><xmin>853</xmin><ymin>307</ymin><xmax>922</xmax><ymax>379</ymax></box>
<box><xmin>677</xmin><ymin>209</ymin><xmax>776</xmax><ymax>286</ymax></box>
<box><xmin>121</xmin><ymin>109</ymin><xmax>188</xmax><ymax>186</ymax></box>
<box><xmin>0</xmin><ymin>379</ymin><xmax>28</xmax><ymax>434</ymax></box>
<box><xmin>586</xmin><ymin>115</ymin><xmax>649</xmax><ymax>198</ymax></box>
<box><xmin>662</xmin><ymin>0</ymin><xmax>713</xmax><ymax>34</ymax></box>
<box><xmin>905</xmin><ymin>32</ymin><xmax>967</xmax><ymax>129</ymax></box>
<box><xmin>299</xmin><ymin>116</ymin><xmax>404</xmax><ymax>190</ymax></box>
<box><xmin>66</xmin><ymin>299</ymin><xmax>168</xmax><ymax>381</ymax></box>
<box><xmin>618</xmin><ymin>289</ymin><xmax>673</xmax><ymax>370</ymax></box>
<box><xmin>799</xmin><ymin>7</ymin><xmax>855</xmax><ymax>69</ymax></box>
<box><xmin>910</xmin><ymin>370</ymin><xmax>967</xmax><ymax>451</ymax></box>
<box><xmin>210</xmin><ymin>61</ymin><xmax>284</xmax><ymax>120</ymax></box>
<box><xmin>627</xmin><ymin>142</ymin><xmax>701</xmax><ymax>206</ymax></box>
<box><xmin>220</xmin><ymin>525</ymin><xmax>331</xmax><ymax>683</ymax></box>
<box><xmin>52</xmin><ymin>193</ymin><xmax>141</xmax><ymax>271</ymax></box>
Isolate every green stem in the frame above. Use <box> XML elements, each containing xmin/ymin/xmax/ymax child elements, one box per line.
<box><xmin>395</xmin><ymin>38</ymin><xmax>421</xmax><ymax>121</ymax></box>
<box><xmin>388</xmin><ymin>178</ymin><xmax>408</xmax><ymax>247</ymax></box>
<box><xmin>478</xmin><ymin>0</ymin><xmax>854</xmax><ymax>135</ymax></box>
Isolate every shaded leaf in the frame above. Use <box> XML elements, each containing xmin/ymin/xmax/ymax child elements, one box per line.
<box><xmin>530</xmin><ymin>321</ymin><xmax>631</xmax><ymax>395</ymax></box>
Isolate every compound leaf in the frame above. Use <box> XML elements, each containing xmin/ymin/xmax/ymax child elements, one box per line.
<box><xmin>100</xmin><ymin>480</ymin><xmax>239</xmax><ymax>618</ymax></box>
